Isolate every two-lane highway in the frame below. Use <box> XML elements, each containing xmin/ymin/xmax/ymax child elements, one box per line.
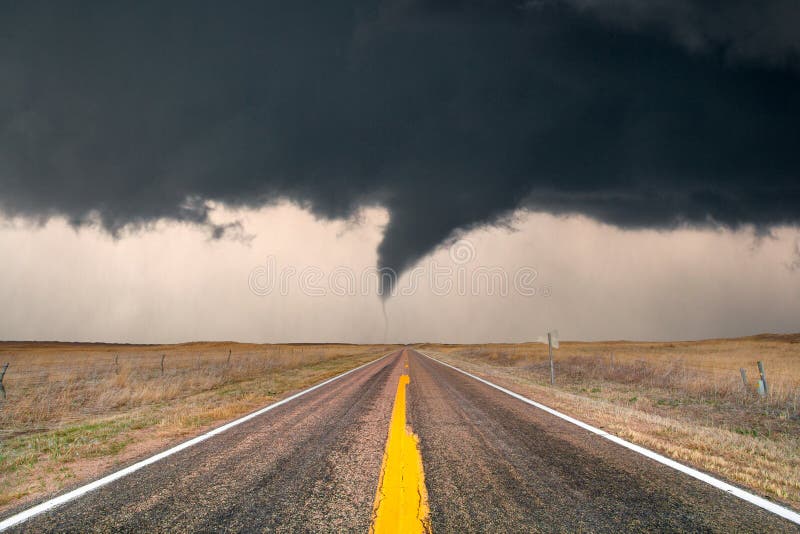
<box><xmin>2</xmin><ymin>348</ymin><xmax>797</xmax><ymax>532</ymax></box>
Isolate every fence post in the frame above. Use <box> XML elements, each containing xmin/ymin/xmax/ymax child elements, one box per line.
<box><xmin>548</xmin><ymin>332</ymin><xmax>555</xmax><ymax>386</ymax></box>
<box><xmin>740</xmin><ymin>368</ymin><xmax>748</xmax><ymax>390</ymax></box>
<box><xmin>0</xmin><ymin>362</ymin><xmax>8</xmax><ymax>400</ymax></box>
<box><xmin>227</xmin><ymin>349</ymin><xmax>231</xmax><ymax>366</ymax></box>
<box><xmin>115</xmin><ymin>354</ymin><xmax>120</xmax><ymax>375</ymax></box>
<box><xmin>161</xmin><ymin>354</ymin><xmax>165</xmax><ymax>376</ymax></box>
<box><xmin>757</xmin><ymin>361</ymin><xmax>768</xmax><ymax>397</ymax></box>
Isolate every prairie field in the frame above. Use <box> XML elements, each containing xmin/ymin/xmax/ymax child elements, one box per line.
<box><xmin>420</xmin><ymin>334</ymin><xmax>800</xmax><ymax>508</ymax></box>
<box><xmin>1</xmin><ymin>336</ymin><xmax>798</xmax><ymax>515</ymax></box>
<box><xmin>0</xmin><ymin>342</ymin><xmax>395</xmax><ymax>513</ymax></box>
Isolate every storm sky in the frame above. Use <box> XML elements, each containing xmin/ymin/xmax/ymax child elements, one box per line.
<box><xmin>1</xmin><ymin>1</ymin><xmax>799</xmax><ymax>342</ymax></box>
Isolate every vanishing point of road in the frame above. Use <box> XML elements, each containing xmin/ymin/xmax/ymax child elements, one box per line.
<box><xmin>2</xmin><ymin>349</ymin><xmax>797</xmax><ymax>532</ymax></box>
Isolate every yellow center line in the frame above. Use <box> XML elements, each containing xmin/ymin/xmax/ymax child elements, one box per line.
<box><xmin>370</xmin><ymin>367</ymin><xmax>431</xmax><ymax>533</ymax></box>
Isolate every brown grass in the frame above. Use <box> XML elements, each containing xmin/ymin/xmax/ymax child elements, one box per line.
<box><xmin>419</xmin><ymin>334</ymin><xmax>800</xmax><ymax>509</ymax></box>
<box><xmin>3</xmin><ymin>336</ymin><xmax>797</xmax><ymax>514</ymax></box>
<box><xmin>0</xmin><ymin>342</ymin><xmax>395</xmax><ymax>513</ymax></box>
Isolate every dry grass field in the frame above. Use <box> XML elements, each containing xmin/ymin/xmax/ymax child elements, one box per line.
<box><xmin>419</xmin><ymin>334</ymin><xmax>800</xmax><ymax>509</ymax></box>
<box><xmin>2</xmin><ymin>336</ymin><xmax>798</xmax><ymax>515</ymax></box>
<box><xmin>0</xmin><ymin>342</ymin><xmax>395</xmax><ymax>514</ymax></box>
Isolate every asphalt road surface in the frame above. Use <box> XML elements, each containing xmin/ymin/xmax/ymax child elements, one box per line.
<box><xmin>4</xmin><ymin>349</ymin><xmax>797</xmax><ymax>532</ymax></box>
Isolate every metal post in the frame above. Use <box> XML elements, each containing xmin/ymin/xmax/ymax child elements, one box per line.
<box><xmin>161</xmin><ymin>354</ymin><xmax>165</xmax><ymax>376</ymax></box>
<box><xmin>548</xmin><ymin>332</ymin><xmax>555</xmax><ymax>386</ymax></box>
<box><xmin>227</xmin><ymin>349</ymin><xmax>231</xmax><ymax>366</ymax></box>
<box><xmin>740</xmin><ymin>368</ymin><xmax>748</xmax><ymax>390</ymax></box>
<box><xmin>0</xmin><ymin>363</ymin><xmax>8</xmax><ymax>399</ymax></box>
<box><xmin>757</xmin><ymin>361</ymin><xmax>768</xmax><ymax>397</ymax></box>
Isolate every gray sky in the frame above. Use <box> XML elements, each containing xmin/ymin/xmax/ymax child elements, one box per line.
<box><xmin>1</xmin><ymin>204</ymin><xmax>797</xmax><ymax>343</ymax></box>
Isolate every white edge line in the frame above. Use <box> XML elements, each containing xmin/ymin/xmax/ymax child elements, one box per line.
<box><xmin>0</xmin><ymin>350</ymin><xmax>397</xmax><ymax>531</ymax></box>
<box><xmin>415</xmin><ymin>350</ymin><xmax>800</xmax><ymax>526</ymax></box>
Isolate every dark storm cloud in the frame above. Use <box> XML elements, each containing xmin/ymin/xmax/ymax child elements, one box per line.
<box><xmin>560</xmin><ymin>0</ymin><xmax>800</xmax><ymax>67</ymax></box>
<box><xmin>0</xmin><ymin>0</ymin><xmax>799</xmax><ymax>294</ymax></box>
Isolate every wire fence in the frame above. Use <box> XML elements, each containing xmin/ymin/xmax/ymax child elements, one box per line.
<box><xmin>0</xmin><ymin>345</ymin><xmax>390</xmax><ymax>431</ymax></box>
<box><xmin>437</xmin><ymin>343</ymin><xmax>800</xmax><ymax>417</ymax></box>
